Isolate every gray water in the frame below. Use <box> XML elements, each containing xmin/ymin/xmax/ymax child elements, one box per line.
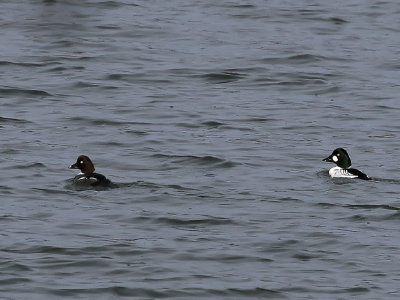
<box><xmin>1</xmin><ymin>0</ymin><xmax>400</xmax><ymax>299</ymax></box>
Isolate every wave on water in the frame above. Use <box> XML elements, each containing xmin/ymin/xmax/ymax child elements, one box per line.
<box><xmin>198</xmin><ymin>71</ymin><xmax>247</xmax><ymax>84</ymax></box>
<box><xmin>0</xmin><ymin>61</ymin><xmax>46</xmax><ymax>67</ymax></box>
<box><xmin>0</xmin><ymin>117</ymin><xmax>31</xmax><ymax>124</ymax></box>
<box><xmin>13</xmin><ymin>162</ymin><xmax>46</xmax><ymax>170</ymax></box>
<box><xmin>152</xmin><ymin>154</ymin><xmax>238</xmax><ymax>168</ymax></box>
<box><xmin>201</xmin><ymin>121</ymin><xmax>225</xmax><ymax>127</ymax></box>
<box><xmin>66</xmin><ymin>116</ymin><xmax>136</xmax><ymax>126</ymax></box>
<box><xmin>367</xmin><ymin>177</ymin><xmax>400</xmax><ymax>184</ymax></box>
<box><xmin>0</xmin><ymin>88</ymin><xmax>51</xmax><ymax>97</ymax></box>
<box><xmin>345</xmin><ymin>204</ymin><xmax>400</xmax><ymax>211</ymax></box>
<box><xmin>260</xmin><ymin>53</ymin><xmax>326</xmax><ymax>64</ymax></box>
<box><xmin>151</xmin><ymin>215</ymin><xmax>236</xmax><ymax>226</ymax></box>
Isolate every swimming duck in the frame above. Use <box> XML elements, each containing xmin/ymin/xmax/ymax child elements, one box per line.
<box><xmin>323</xmin><ymin>148</ymin><xmax>369</xmax><ymax>180</ymax></box>
<box><xmin>69</xmin><ymin>155</ymin><xmax>116</xmax><ymax>187</ymax></box>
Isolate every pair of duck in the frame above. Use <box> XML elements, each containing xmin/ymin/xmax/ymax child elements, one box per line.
<box><xmin>70</xmin><ymin>148</ymin><xmax>369</xmax><ymax>189</ymax></box>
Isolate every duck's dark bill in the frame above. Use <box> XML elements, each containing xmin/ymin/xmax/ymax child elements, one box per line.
<box><xmin>323</xmin><ymin>156</ymin><xmax>333</xmax><ymax>162</ymax></box>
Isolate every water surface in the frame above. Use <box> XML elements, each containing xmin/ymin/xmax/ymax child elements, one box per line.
<box><xmin>1</xmin><ymin>0</ymin><xmax>400</xmax><ymax>299</ymax></box>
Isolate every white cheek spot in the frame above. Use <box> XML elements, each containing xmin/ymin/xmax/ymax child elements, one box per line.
<box><xmin>332</xmin><ymin>155</ymin><xmax>338</xmax><ymax>162</ymax></box>
<box><xmin>80</xmin><ymin>161</ymin><xmax>83</xmax><ymax>164</ymax></box>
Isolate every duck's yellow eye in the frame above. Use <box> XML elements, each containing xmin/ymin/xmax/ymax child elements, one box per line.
<box><xmin>337</xmin><ymin>153</ymin><xmax>340</xmax><ymax>157</ymax></box>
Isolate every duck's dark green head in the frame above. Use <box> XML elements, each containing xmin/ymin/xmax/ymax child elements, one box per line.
<box><xmin>323</xmin><ymin>148</ymin><xmax>352</xmax><ymax>169</ymax></box>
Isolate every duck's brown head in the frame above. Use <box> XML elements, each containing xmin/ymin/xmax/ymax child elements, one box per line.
<box><xmin>69</xmin><ymin>155</ymin><xmax>95</xmax><ymax>174</ymax></box>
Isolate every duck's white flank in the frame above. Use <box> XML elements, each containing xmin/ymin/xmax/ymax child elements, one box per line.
<box><xmin>329</xmin><ymin>166</ymin><xmax>357</xmax><ymax>178</ymax></box>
